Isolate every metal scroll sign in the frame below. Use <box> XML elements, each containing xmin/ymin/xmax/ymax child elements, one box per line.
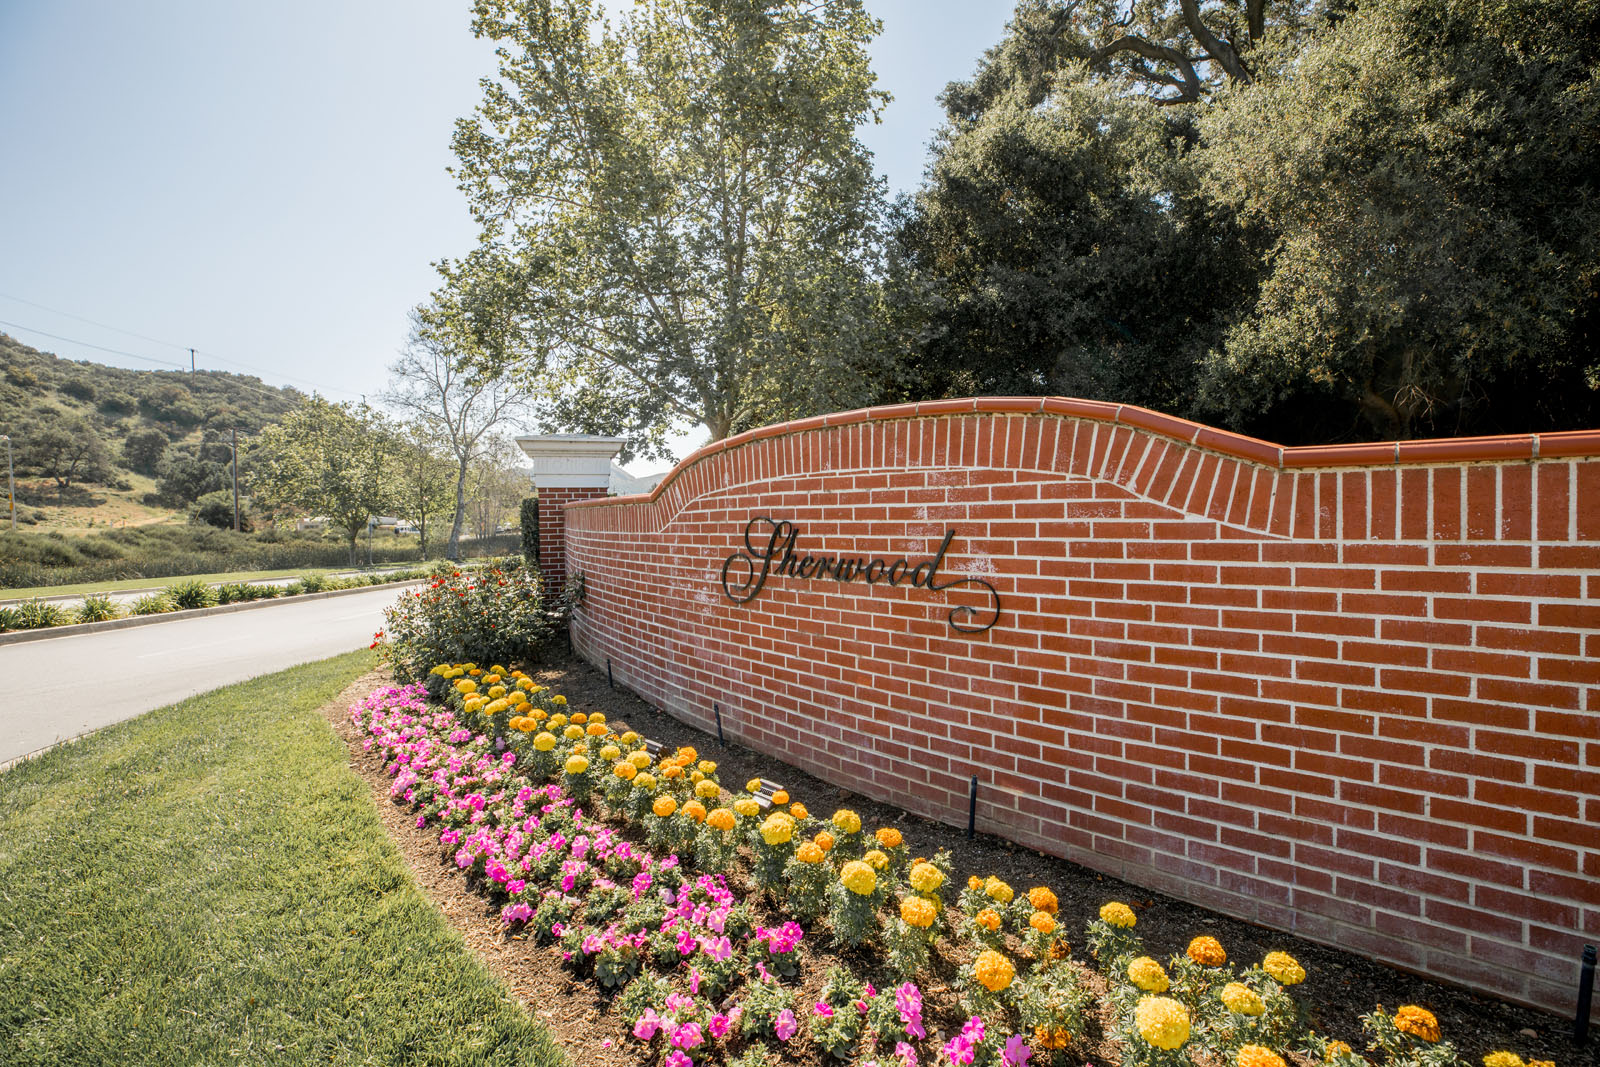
<box><xmin>720</xmin><ymin>516</ymin><xmax>1001</xmax><ymax>634</ymax></box>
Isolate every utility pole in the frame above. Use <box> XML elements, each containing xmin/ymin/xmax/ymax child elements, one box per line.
<box><xmin>231</xmin><ymin>428</ymin><xmax>240</xmax><ymax>532</ymax></box>
<box><xmin>189</xmin><ymin>348</ymin><xmax>195</xmax><ymax>373</ymax></box>
<box><xmin>0</xmin><ymin>434</ymin><xmax>14</xmax><ymax>530</ymax></box>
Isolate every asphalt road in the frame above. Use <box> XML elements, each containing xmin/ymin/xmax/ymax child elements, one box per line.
<box><xmin>0</xmin><ymin>584</ymin><xmax>415</xmax><ymax>768</ymax></box>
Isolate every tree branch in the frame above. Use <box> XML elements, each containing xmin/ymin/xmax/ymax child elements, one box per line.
<box><xmin>1178</xmin><ymin>0</ymin><xmax>1253</xmax><ymax>83</ymax></box>
<box><xmin>1092</xmin><ymin>35</ymin><xmax>1202</xmax><ymax>102</ymax></box>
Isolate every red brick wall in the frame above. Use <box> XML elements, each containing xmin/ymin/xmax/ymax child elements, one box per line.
<box><xmin>555</xmin><ymin>397</ymin><xmax>1600</xmax><ymax>1016</ymax></box>
<box><xmin>536</xmin><ymin>486</ymin><xmax>607</xmax><ymax>590</ymax></box>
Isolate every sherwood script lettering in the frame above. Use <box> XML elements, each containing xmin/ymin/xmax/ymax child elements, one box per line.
<box><xmin>719</xmin><ymin>516</ymin><xmax>1001</xmax><ymax>634</ymax></box>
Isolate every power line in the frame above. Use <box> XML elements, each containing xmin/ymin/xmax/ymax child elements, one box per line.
<box><xmin>0</xmin><ymin>290</ymin><xmax>193</xmax><ymax>353</ymax></box>
<box><xmin>0</xmin><ymin>319</ymin><xmax>189</xmax><ymax>369</ymax></box>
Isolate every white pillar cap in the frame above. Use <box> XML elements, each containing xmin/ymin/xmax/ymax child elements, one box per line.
<box><xmin>516</xmin><ymin>434</ymin><xmax>626</xmax><ymax>490</ymax></box>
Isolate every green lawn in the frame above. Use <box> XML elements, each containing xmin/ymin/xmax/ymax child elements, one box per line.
<box><xmin>0</xmin><ymin>650</ymin><xmax>568</xmax><ymax>1066</ymax></box>
<box><xmin>0</xmin><ymin>563</ymin><xmax>416</xmax><ymax>601</ymax></box>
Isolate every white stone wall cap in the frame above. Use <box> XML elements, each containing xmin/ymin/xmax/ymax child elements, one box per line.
<box><xmin>517</xmin><ymin>435</ymin><xmax>625</xmax><ymax>487</ymax></box>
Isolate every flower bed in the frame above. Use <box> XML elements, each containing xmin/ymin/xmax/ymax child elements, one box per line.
<box><xmin>349</xmin><ymin>665</ymin><xmax>1558</xmax><ymax>1067</ymax></box>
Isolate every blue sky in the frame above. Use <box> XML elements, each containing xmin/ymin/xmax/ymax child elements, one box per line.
<box><xmin>0</xmin><ymin>1</ymin><xmax>1012</xmax><ymax>471</ymax></box>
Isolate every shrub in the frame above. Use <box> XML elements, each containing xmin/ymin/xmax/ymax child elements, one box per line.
<box><xmin>297</xmin><ymin>574</ymin><xmax>328</xmax><ymax>594</ymax></box>
<box><xmin>18</xmin><ymin>599</ymin><xmax>68</xmax><ymax>629</ymax></box>
<box><xmin>74</xmin><ymin>594</ymin><xmax>122</xmax><ymax>623</ymax></box>
<box><xmin>166</xmin><ymin>579</ymin><xmax>218</xmax><ymax>611</ymax></box>
<box><xmin>378</xmin><ymin>563</ymin><xmax>552</xmax><ymax>682</ymax></box>
<box><xmin>0</xmin><ymin>607</ymin><xmax>24</xmax><ymax>632</ymax></box>
<box><xmin>129</xmin><ymin>593</ymin><xmax>172</xmax><ymax>615</ymax></box>
<box><xmin>216</xmin><ymin>583</ymin><xmax>254</xmax><ymax>604</ymax></box>
<box><xmin>520</xmin><ymin>497</ymin><xmax>539</xmax><ymax>564</ymax></box>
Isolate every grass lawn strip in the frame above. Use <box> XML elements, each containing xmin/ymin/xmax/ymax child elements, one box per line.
<box><xmin>0</xmin><ymin>649</ymin><xmax>568</xmax><ymax>1067</ymax></box>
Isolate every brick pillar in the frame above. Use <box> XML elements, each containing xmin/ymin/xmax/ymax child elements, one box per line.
<box><xmin>515</xmin><ymin>434</ymin><xmax>624</xmax><ymax>593</ymax></box>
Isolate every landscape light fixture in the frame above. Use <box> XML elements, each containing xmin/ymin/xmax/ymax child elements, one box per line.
<box><xmin>0</xmin><ymin>433</ymin><xmax>13</xmax><ymax>530</ymax></box>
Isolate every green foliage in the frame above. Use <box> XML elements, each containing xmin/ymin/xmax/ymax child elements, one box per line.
<box><xmin>0</xmin><ymin>606</ymin><xmax>21</xmax><ymax>631</ymax></box>
<box><xmin>1194</xmin><ymin>0</ymin><xmax>1600</xmax><ymax>439</ymax></box>
<box><xmin>73</xmin><ymin>594</ymin><xmax>121</xmax><ymax>623</ymax></box>
<box><xmin>443</xmin><ymin>0</ymin><xmax>897</xmax><ymax>457</ymax></box>
<box><xmin>128</xmin><ymin>593</ymin><xmax>173</xmax><ymax>616</ymax></box>
<box><xmin>519</xmin><ymin>497</ymin><xmax>538</xmax><ymax>565</ymax></box>
<box><xmin>378</xmin><ymin>561</ymin><xmax>552</xmax><ymax>682</ymax></box>
<box><xmin>16</xmin><ymin>598</ymin><xmax>67</xmax><ymax>628</ymax></box>
<box><xmin>166</xmin><ymin>578</ymin><xmax>219</xmax><ymax>611</ymax></box>
<box><xmin>121</xmin><ymin>427</ymin><xmax>168</xmax><ymax>474</ymax></box>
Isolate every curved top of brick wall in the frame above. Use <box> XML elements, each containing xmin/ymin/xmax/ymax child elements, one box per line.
<box><xmin>572</xmin><ymin>396</ymin><xmax>1600</xmax><ymax>515</ymax></box>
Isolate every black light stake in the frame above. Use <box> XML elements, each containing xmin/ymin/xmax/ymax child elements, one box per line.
<box><xmin>967</xmin><ymin>775</ymin><xmax>978</xmax><ymax>839</ymax></box>
<box><xmin>606</xmin><ymin>657</ymin><xmax>614</xmax><ymax>689</ymax></box>
<box><xmin>1577</xmin><ymin>944</ymin><xmax>1596</xmax><ymax>1044</ymax></box>
<box><xmin>713</xmin><ymin>703</ymin><xmax>725</xmax><ymax>745</ymax></box>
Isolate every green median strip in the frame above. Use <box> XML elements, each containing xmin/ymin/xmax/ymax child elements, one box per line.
<box><xmin>0</xmin><ymin>649</ymin><xmax>568</xmax><ymax>1067</ymax></box>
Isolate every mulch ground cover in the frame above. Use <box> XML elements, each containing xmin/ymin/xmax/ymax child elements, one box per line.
<box><xmin>324</xmin><ymin>652</ymin><xmax>1593</xmax><ymax>1067</ymax></box>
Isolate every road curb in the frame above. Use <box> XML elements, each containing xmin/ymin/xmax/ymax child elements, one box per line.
<box><xmin>0</xmin><ymin>566</ymin><xmax>420</xmax><ymax>607</ymax></box>
<box><xmin>0</xmin><ymin>579</ymin><xmax>423</xmax><ymax>646</ymax></box>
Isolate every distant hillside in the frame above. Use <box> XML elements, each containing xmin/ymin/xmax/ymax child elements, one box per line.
<box><xmin>0</xmin><ymin>334</ymin><xmax>305</xmax><ymax>531</ymax></box>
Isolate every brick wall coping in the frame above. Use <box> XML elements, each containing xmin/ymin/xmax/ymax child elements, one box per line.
<box><xmin>571</xmin><ymin>397</ymin><xmax>1600</xmax><ymax>512</ymax></box>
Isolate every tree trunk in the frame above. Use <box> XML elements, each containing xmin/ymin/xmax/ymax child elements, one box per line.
<box><xmin>347</xmin><ymin>528</ymin><xmax>359</xmax><ymax>567</ymax></box>
<box><xmin>447</xmin><ymin>458</ymin><xmax>468</xmax><ymax>561</ymax></box>
<box><xmin>418</xmin><ymin>513</ymin><xmax>428</xmax><ymax>561</ymax></box>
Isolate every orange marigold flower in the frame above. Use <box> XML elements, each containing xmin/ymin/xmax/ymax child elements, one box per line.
<box><xmin>975</xmin><ymin>908</ymin><xmax>1001</xmax><ymax>932</ymax></box>
<box><xmin>795</xmin><ymin>842</ymin><xmax>825</xmax><ymax>864</ymax></box>
<box><xmin>814</xmin><ymin>831</ymin><xmax>835</xmax><ymax>852</ymax></box>
<box><xmin>1028</xmin><ymin>886</ymin><xmax>1058</xmax><ymax>914</ymax></box>
<box><xmin>788</xmin><ymin>802</ymin><xmax>809</xmax><ymax>819</ymax></box>
<box><xmin>1238</xmin><ymin>1046</ymin><xmax>1288</xmax><ymax>1067</ymax></box>
<box><xmin>876</xmin><ymin>827</ymin><xmax>903</xmax><ymax>848</ymax></box>
<box><xmin>901</xmin><ymin>896</ymin><xmax>937</xmax><ymax>929</ymax></box>
<box><xmin>1033</xmin><ymin>1027</ymin><xmax>1072</xmax><ymax>1051</ymax></box>
<box><xmin>682</xmin><ymin>800</ymin><xmax>707</xmax><ymax>823</ymax></box>
<box><xmin>1324</xmin><ymin>1041</ymin><xmax>1354</xmax><ymax>1062</ymax></box>
<box><xmin>968</xmin><ymin>875</ymin><xmax>984</xmax><ymax>893</ymax></box>
<box><xmin>1029</xmin><ymin>911</ymin><xmax>1056</xmax><ymax>935</ymax></box>
<box><xmin>1188</xmin><ymin>935</ymin><xmax>1227</xmax><ymax>967</ymax></box>
<box><xmin>614</xmin><ymin>761</ymin><xmax>637</xmax><ymax>780</ymax></box>
<box><xmin>677</xmin><ymin>746</ymin><xmax>698</xmax><ymax>763</ymax></box>
<box><xmin>770</xmin><ymin>790</ymin><xmax>789</xmax><ymax>806</ymax></box>
<box><xmin>973</xmin><ymin>949</ymin><xmax>1015</xmax><ymax>992</ymax></box>
<box><xmin>570</xmin><ymin>712</ymin><xmax>587</xmax><ymax>724</ymax></box>
<box><xmin>661</xmin><ymin>765</ymin><xmax>684</xmax><ymax>780</ymax></box>
<box><xmin>706</xmin><ymin>807</ymin><xmax>735</xmax><ymax>831</ymax></box>
<box><xmin>652</xmin><ymin>796</ymin><xmax>678</xmax><ymax>818</ymax></box>
<box><xmin>1394</xmin><ymin>1006</ymin><xmax>1441</xmax><ymax>1043</ymax></box>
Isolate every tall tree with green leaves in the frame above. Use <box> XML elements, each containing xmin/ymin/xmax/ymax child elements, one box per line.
<box><xmin>252</xmin><ymin>398</ymin><xmax>397</xmax><ymax>565</ymax></box>
<box><xmin>441</xmin><ymin>0</ymin><xmax>896</xmax><ymax>459</ymax></box>
<box><xmin>1195</xmin><ymin>0</ymin><xmax>1600</xmax><ymax>440</ymax></box>
<box><xmin>391</xmin><ymin>419</ymin><xmax>457</xmax><ymax>560</ymax></box>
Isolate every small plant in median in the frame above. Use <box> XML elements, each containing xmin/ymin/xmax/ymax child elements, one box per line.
<box><xmin>129</xmin><ymin>593</ymin><xmax>172</xmax><ymax>615</ymax></box>
<box><xmin>166</xmin><ymin>578</ymin><xmax>219</xmax><ymax>611</ymax></box>
<box><xmin>17</xmin><ymin>599</ymin><xmax>68</xmax><ymax>628</ymax></box>
<box><xmin>74</xmin><ymin>594</ymin><xmax>122</xmax><ymax>623</ymax></box>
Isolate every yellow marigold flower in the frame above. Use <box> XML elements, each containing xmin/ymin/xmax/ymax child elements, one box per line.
<box><xmin>1099</xmin><ymin>901</ymin><xmax>1136</xmax><ymax>927</ymax></box>
<box><xmin>588</xmin><ymin>712</ymin><xmax>605</xmax><ymax>723</ymax></box>
<box><xmin>771</xmin><ymin>790</ymin><xmax>789</xmax><ymax>806</ymax></box>
<box><xmin>975</xmin><ymin>908</ymin><xmax>1001</xmax><ymax>932</ymax></box>
<box><xmin>1028</xmin><ymin>886</ymin><xmax>1058</xmax><ymax>914</ymax></box>
<box><xmin>652</xmin><ymin>796</ymin><xmax>678</xmax><ymax>818</ymax></box>
<box><xmin>1394</xmin><ymin>1006</ymin><xmax>1441</xmax><ymax>1043</ymax></box>
<box><xmin>455</xmin><ymin>679</ymin><xmax>477</xmax><ymax>694</ymax></box>
<box><xmin>508</xmin><ymin>689</ymin><xmax>527</xmax><ymax>705</ymax></box>
<box><xmin>548</xmin><ymin>714</ymin><xmax>568</xmax><ymax>729</ymax></box>
<box><xmin>689</xmin><ymin>770</ymin><xmax>705</xmax><ymax>784</ymax></box>
<box><xmin>1263</xmin><ymin>951</ymin><xmax>1305</xmax><ymax>985</ymax></box>
<box><xmin>814</xmin><ymin>830</ymin><xmax>835</xmax><ymax>852</ymax></box>
<box><xmin>974</xmin><ymin>949</ymin><xmax>1015</xmax><ymax>992</ymax></box>
<box><xmin>694</xmin><ymin>779</ymin><xmax>720</xmax><ymax>800</ymax></box>
<box><xmin>550</xmin><ymin>695</ymin><xmax>566</xmax><ymax>705</ymax></box>
<box><xmin>760</xmin><ymin>813</ymin><xmax>795</xmax><ymax>846</ymax></box>
<box><xmin>533</xmin><ymin>732</ymin><xmax>558</xmax><ymax>752</ymax></box>
<box><xmin>1029</xmin><ymin>911</ymin><xmax>1057</xmax><ymax>935</ymax></box>
<box><xmin>1221</xmin><ymin>983</ymin><xmax>1266</xmax><ymax>1016</ymax></box>
<box><xmin>1128</xmin><ymin>956</ymin><xmax>1170</xmax><ymax>993</ymax></box>
<box><xmin>661</xmin><ymin>765</ymin><xmax>684</xmax><ymax>780</ymax></box>
<box><xmin>487</xmin><ymin>699</ymin><xmax>511</xmax><ymax>715</ymax></box>
<box><xmin>968</xmin><ymin>875</ymin><xmax>984</xmax><ymax>892</ymax></box>
<box><xmin>789</xmin><ymin>802</ymin><xmax>808</xmax><ymax>819</ymax></box>
<box><xmin>563</xmin><ymin>725</ymin><xmax>584</xmax><ymax>740</ymax></box>
<box><xmin>614</xmin><ymin>761</ymin><xmax>638</xmax><ymax>781</ymax></box>
<box><xmin>1482</xmin><ymin>1054</ymin><xmax>1524</xmax><ymax>1067</ymax></box>
<box><xmin>876</xmin><ymin>827</ymin><xmax>903</xmax><ymax>848</ymax></box>
<box><xmin>984</xmin><ymin>876</ymin><xmax>1014</xmax><ymax>904</ymax></box>
<box><xmin>1325</xmin><ymin>1041</ymin><xmax>1354</xmax><ymax>1062</ymax></box>
<box><xmin>528</xmin><ymin>709</ymin><xmax>546</xmax><ymax>722</ymax></box>
<box><xmin>628</xmin><ymin>751</ymin><xmax>652</xmax><ymax>769</ymax></box>
<box><xmin>901</xmin><ymin>896</ymin><xmax>937</xmax><ymax>929</ymax></box>
<box><xmin>796</xmin><ymin>842</ymin><xmax>825</xmax><ymax>864</ymax></box>
<box><xmin>1526</xmin><ymin>1060</ymin><xmax>1555</xmax><ymax>1067</ymax></box>
<box><xmin>864</xmin><ymin>849</ymin><xmax>889</xmax><ymax>870</ymax></box>
<box><xmin>840</xmin><ymin>860</ymin><xmax>877</xmax><ymax>896</ymax></box>
<box><xmin>571</xmin><ymin>711</ymin><xmax>587</xmax><ymax>724</ymax></box>
<box><xmin>1239</xmin><ymin>1046</ymin><xmax>1288</xmax><ymax>1067</ymax></box>
<box><xmin>633</xmin><ymin>772</ymin><xmax>657</xmax><ymax>791</ymax></box>
<box><xmin>683</xmin><ymin>800</ymin><xmax>707</xmax><ymax>823</ymax></box>
<box><xmin>430</xmin><ymin>664</ymin><xmax>447</xmax><ymax>675</ymax></box>
<box><xmin>487</xmin><ymin>684</ymin><xmax>506</xmax><ymax>698</ymax></box>
<box><xmin>696</xmin><ymin>759</ymin><xmax>715</xmax><ymax>774</ymax></box>
<box><xmin>587</xmin><ymin>722</ymin><xmax>608</xmax><ymax>737</ymax></box>
<box><xmin>707</xmin><ymin>808</ymin><xmax>735</xmax><ymax>831</ymax></box>
<box><xmin>489</xmin><ymin>664</ymin><xmax>506</xmax><ymax>676</ymax></box>
<box><xmin>747</xmin><ymin>778</ymin><xmax>763</xmax><ymax>793</ymax></box>
<box><xmin>517</xmin><ymin>678</ymin><xmax>534</xmax><ymax>689</ymax></box>
<box><xmin>1135</xmin><ymin>996</ymin><xmax>1191</xmax><ymax>1050</ymax></box>
<box><xmin>832</xmin><ymin>809</ymin><xmax>862</xmax><ymax>834</ymax></box>
<box><xmin>1188</xmin><ymin>935</ymin><xmax>1227</xmax><ymax>967</ymax></box>
<box><xmin>564</xmin><ymin>755</ymin><xmax>589</xmax><ymax>775</ymax></box>
<box><xmin>909</xmin><ymin>862</ymin><xmax>945</xmax><ymax>894</ymax></box>
<box><xmin>599</xmin><ymin>744</ymin><xmax>621</xmax><ymax>762</ymax></box>
<box><xmin>620</xmin><ymin>730</ymin><xmax>639</xmax><ymax>745</ymax></box>
<box><xmin>733</xmin><ymin>797</ymin><xmax>761</xmax><ymax>818</ymax></box>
